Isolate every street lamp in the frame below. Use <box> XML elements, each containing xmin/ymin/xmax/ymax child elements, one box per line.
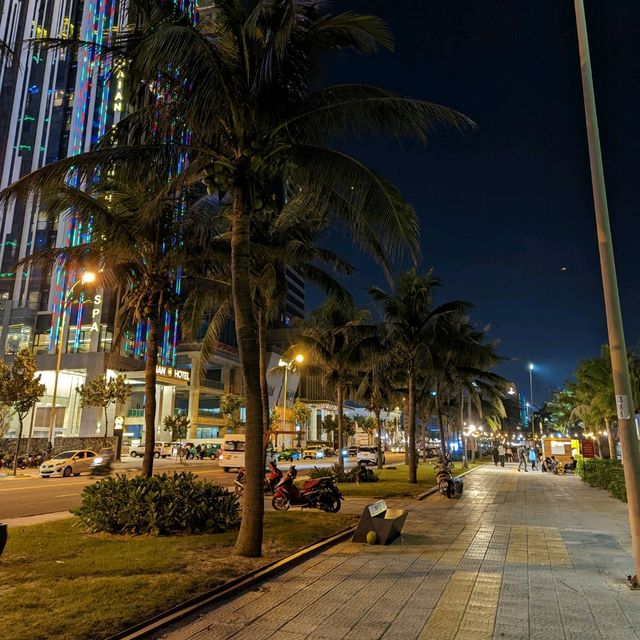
<box><xmin>47</xmin><ymin>272</ymin><xmax>97</xmax><ymax>448</ymax></box>
<box><xmin>528</xmin><ymin>363</ymin><xmax>540</xmax><ymax>435</ymax></box>
<box><xmin>574</xmin><ymin>0</ymin><xmax>640</xmax><ymax>587</ymax></box>
<box><xmin>277</xmin><ymin>354</ymin><xmax>304</xmax><ymax>447</ymax></box>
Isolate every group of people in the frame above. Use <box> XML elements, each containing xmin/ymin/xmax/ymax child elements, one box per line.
<box><xmin>492</xmin><ymin>443</ymin><xmax>577</xmax><ymax>475</ymax></box>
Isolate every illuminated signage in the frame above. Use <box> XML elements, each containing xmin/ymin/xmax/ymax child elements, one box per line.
<box><xmin>155</xmin><ymin>364</ymin><xmax>191</xmax><ymax>383</ymax></box>
<box><xmin>89</xmin><ymin>294</ymin><xmax>102</xmax><ymax>333</ymax></box>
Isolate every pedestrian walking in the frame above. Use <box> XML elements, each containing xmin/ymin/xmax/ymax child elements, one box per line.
<box><xmin>528</xmin><ymin>447</ymin><xmax>537</xmax><ymax>470</ymax></box>
<box><xmin>517</xmin><ymin>445</ymin><xmax>528</xmax><ymax>472</ymax></box>
<box><xmin>492</xmin><ymin>445</ymin><xmax>499</xmax><ymax>466</ymax></box>
<box><xmin>498</xmin><ymin>443</ymin><xmax>506</xmax><ymax>467</ymax></box>
<box><xmin>506</xmin><ymin>446</ymin><xmax>513</xmax><ymax>462</ymax></box>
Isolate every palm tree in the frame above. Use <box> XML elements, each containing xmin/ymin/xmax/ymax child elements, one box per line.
<box><xmin>10</xmin><ymin>164</ymin><xmax>226</xmax><ymax>478</ymax></box>
<box><xmin>0</xmin><ymin>39</ymin><xmax>13</xmax><ymax>61</ymax></box>
<box><xmin>356</xmin><ymin>345</ymin><xmax>399</xmax><ymax>469</ymax></box>
<box><xmin>296</xmin><ymin>298</ymin><xmax>376</xmax><ymax>470</ymax></box>
<box><xmin>370</xmin><ymin>269</ymin><xmax>465</xmax><ymax>483</ymax></box>
<box><xmin>23</xmin><ymin>0</ymin><xmax>472</xmax><ymax>557</ymax></box>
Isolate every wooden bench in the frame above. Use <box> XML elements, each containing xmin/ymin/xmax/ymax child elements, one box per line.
<box><xmin>352</xmin><ymin>500</ymin><xmax>408</xmax><ymax>545</ymax></box>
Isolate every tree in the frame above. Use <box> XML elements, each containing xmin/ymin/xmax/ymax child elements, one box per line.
<box><xmin>76</xmin><ymin>374</ymin><xmax>132</xmax><ymax>446</ymax></box>
<box><xmin>3</xmin><ymin>156</ymin><xmax>226</xmax><ymax>479</ymax></box>
<box><xmin>357</xmin><ymin>416</ymin><xmax>378</xmax><ymax>445</ymax></box>
<box><xmin>290</xmin><ymin>399</ymin><xmax>311</xmax><ymax>448</ymax></box>
<box><xmin>163</xmin><ymin>414</ymin><xmax>190</xmax><ymax>463</ymax></box>
<box><xmin>297</xmin><ymin>298</ymin><xmax>375</xmax><ymax>470</ymax></box>
<box><xmin>221</xmin><ymin>394</ymin><xmax>245</xmax><ymax>433</ymax></box>
<box><xmin>0</xmin><ymin>349</ymin><xmax>46</xmax><ymax>476</ymax></box>
<box><xmin>21</xmin><ymin>0</ymin><xmax>471</xmax><ymax>557</ymax></box>
<box><xmin>321</xmin><ymin>415</ymin><xmax>337</xmax><ymax>447</ymax></box>
<box><xmin>370</xmin><ymin>269</ymin><xmax>464</xmax><ymax>483</ymax></box>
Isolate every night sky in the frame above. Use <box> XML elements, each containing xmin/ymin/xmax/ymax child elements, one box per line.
<box><xmin>307</xmin><ymin>0</ymin><xmax>640</xmax><ymax>404</ymax></box>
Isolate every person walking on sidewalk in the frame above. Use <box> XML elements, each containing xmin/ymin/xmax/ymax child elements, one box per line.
<box><xmin>498</xmin><ymin>443</ymin><xmax>506</xmax><ymax>467</ymax></box>
<box><xmin>492</xmin><ymin>445</ymin><xmax>500</xmax><ymax>466</ymax></box>
<box><xmin>529</xmin><ymin>447</ymin><xmax>537</xmax><ymax>470</ymax></box>
<box><xmin>517</xmin><ymin>445</ymin><xmax>528</xmax><ymax>472</ymax></box>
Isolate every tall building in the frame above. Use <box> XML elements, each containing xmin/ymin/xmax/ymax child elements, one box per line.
<box><xmin>0</xmin><ymin>0</ymin><xmax>303</xmax><ymax>445</ymax></box>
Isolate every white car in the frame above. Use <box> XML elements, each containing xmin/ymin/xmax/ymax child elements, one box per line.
<box><xmin>357</xmin><ymin>446</ymin><xmax>385</xmax><ymax>466</ymax></box>
<box><xmin>129</xmin><ymin>441</ymin><xmax>171</xmax><ymax>458</ymax></box>
<box><xmin>302</xmin><ymin>445</ymin><xmax>325</xmax><ymax>460</ymax></box>
<box><xmin>40</xmin><ymin>450</ymin><xmax>97</xmax><ymax>478</ymax></box>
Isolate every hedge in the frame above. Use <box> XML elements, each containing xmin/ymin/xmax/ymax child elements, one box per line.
<box><xmin>577</xmin><ymin>457</ymin><xmax>627</xmax><ymax>502</ymax></box>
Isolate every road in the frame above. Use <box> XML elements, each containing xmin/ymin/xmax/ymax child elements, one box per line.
<box><xmin>0</xmin><ymin>453</ymin><xmax>406</xmax><ymax>520</ymax></box>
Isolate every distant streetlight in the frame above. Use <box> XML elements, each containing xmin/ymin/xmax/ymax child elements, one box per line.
<box><xmin>47</xmin><ymin>272</ymin><xmax>97</xmax><ymax>447</ymax></box>
<box><xmin>575</xmin><ymin>0</ymin><xmax>640</xmax><ymax>587</ymax></box>
<box><xmin>277</xmin><ymin>354</ymin><xmax>304</xmax><ymax>446</ymax></box>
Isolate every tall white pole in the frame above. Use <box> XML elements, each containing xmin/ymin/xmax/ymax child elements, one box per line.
<box><xmin>574</xmin><ymin>0</ymin><xmax>640</xmax><ymax>586</ymax></box>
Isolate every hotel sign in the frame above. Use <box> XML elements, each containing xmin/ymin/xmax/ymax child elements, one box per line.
<box><xmin>155</xmin><ymin>364</ymin><xmax>191</xmax><ymax>384</ymax></box>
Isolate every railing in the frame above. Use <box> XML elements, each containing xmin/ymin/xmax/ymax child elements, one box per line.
<box><xmin>127</xmin><ymin>409</ymin><xmax>144</xmax><ymax>417</ymax></box>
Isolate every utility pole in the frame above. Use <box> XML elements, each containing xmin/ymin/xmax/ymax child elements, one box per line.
<box><xmin>574</xmin><ymin>0</ymin><xmax>640</xmax><ymax>587</ymax></box>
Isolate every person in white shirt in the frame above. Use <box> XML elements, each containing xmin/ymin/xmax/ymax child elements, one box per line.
<box><xmin>497</xmin><ymin>443</ymin><xmax>506</xmax><ymax>467</ymax></box>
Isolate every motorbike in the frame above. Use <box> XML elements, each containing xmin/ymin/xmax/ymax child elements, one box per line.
<box><xmin>436</xmin><ymin>455</ymin><xmax>454</xmax><ymax>497</ymax></box>
<box><xmin>234</xmin><ymin>462</ymin><xmax>283</xmax><ymax>496</ymax></box>
<box><xmin>272</xmin><ymin>465</ymin><xmax>342</xmax><ymax>513</ymax></box>
<box><xmin>90</xmin><ymin>449</ymin><xmax>114</xmax><ymax>476</ymax></box>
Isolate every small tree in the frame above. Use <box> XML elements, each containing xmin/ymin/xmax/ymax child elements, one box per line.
<box><xmin>356</xmin><ymin>416</ymin><xmax>378</xmax><ymax>445</ymax></box>
<box><xmin>163</xmin><ymin>414</ymin><xmax>190</xmax><ymax>463</ymax></box>
<box><xmin>322</xmin><ymin>415</ymin><xmax>337</xmax><ymax>447</ymax></box>
<box><xmin>221</xmin><ymin>393</ymin><xmax>245</xmax><ymax>433</ymax></box>
<box><xmin>0</xmin><ymin>349</ymin><xmax>46</xmax><ymax>475</ymax></box>
<box><xmin>76</xmin><ymin>374</ymin><xmax>132</xmax><ymax>446</ymax></box>
<box><xmin>290</xmin><ymin>399</ymin><xmax>311</xmax><ymax>448</ymax></box>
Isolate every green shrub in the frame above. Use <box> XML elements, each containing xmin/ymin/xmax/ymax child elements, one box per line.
<box><xmin>309</xmin><ymin>463</ymin><xmax>379</xmax><ymax>483</ymax></box>
<box><xmin>73</xmin><ymin>472</ymin><xmax>240</xmax><ymax>535</ymax></box>
<box><xmin>578</xmin><ymin>458</ymin><xmax>627</xmax><ymax>503</ymax></box>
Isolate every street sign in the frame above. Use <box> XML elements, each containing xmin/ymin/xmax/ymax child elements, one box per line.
<box><xmin>582</xmin><ymin>439</ymin><xmax>596</xmax><ymax>458</ymax></box>
<box><xmin>114</xmin><ymin>416</ymin><xmax>124</xmax><ymax>430</ymax></box>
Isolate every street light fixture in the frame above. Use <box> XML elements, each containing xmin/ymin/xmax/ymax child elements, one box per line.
<box><xmin>277</xmin><ymin>354</ymin><xmax>304</xmax><ymax>447</ymax></box>
<box><xmin>47</xmin><ymin>271</ymin><xmax>97</xmax><ymax>448</ymax></box>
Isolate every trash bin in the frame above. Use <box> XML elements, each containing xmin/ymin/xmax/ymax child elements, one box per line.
<box><xmin>453</xmin><ymin>477</ymin><xmax>464</xmax><ymax>497</ymax></box>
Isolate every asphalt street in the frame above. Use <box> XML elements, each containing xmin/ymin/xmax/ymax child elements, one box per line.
<box><xmin>0</xmin><ymin>453</ymin><xmax>405</xmax><ymax>520</ymax></box>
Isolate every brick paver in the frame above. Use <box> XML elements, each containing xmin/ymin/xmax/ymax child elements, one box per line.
<box><xmin>158</xmin><ymin>465</ymin><xmax>639</xmax><ymax>640</ymax></box>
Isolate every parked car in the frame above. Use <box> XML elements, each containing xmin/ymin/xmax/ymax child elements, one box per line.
<box><xmin>302</xmin><ymin>445</ymin><xmax>325</xmax><ymax>460</ymax></box>
<box><xmin>40</xmin><ymin>450</ymin><xmax>97</xmax><ymax>477</ymax></box>
<box><xmin>348</xmin><ymin>446</ymin><xmax>358</xmax><ymax>457</ymax></box>
<box><xmin>218</xmin><ymin>434</ymin><xmax>277</xmax><ymax>471</ymax></box>
<box><xmin>357</xmin><ymin>446</ymin><xmax>385</xmax><ymax>466</ymax></box>
<box><xmin>278</xmin><ymin>448</ymin><xmax>302</xmax><ymax>461</ymax></box>
<box><xmin>129</xmin><ymin>441</ymin><xmax>171</xmax><ymax>458</ymax></box>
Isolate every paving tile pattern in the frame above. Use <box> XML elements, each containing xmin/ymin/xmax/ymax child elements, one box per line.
<box><xmin>158</xmin><ymin>465</ymin><xmax>639</xmax><ymax>640</ymax></box>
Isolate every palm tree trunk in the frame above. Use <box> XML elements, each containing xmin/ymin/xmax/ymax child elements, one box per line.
<box><xmin>337</xmin><ymin>383</ymin><xmax>344</xmax><ymax>471</ymax></box>
<box><xmin>103</xmin><ymin>407</ymin><xmax>109</xmax><ymax>448</ymax></box>
<box><xmin>408</xmin><ymin>367</ymin><xmax>417</xmax><ymax>484</ymax></box>
<box><xmin>435</xmin><ymin>388</ymin><xmax>447</xmax><ymax>459</ymax></box>
<box><xmin>376</xmin><ymin>409</ymin><xmax>383</xmax><ymax>469</ymax></box>
<box><xmin>460</xmin><ymin>391</ymin><xmax>468</xmax><ymax>469</ymax></box>
<box><xmin>257</xmin><ymin>308</ymin><xmax>270</xmax><ymax>459</ymax></box>
<box><xmin>142</xmin><ymin>313</ymin><xmax>160</xmax><ymax>478</ymax></box>
<box><xmin>231</xmin><ymin>187</ymin><xmax>264</xmax><ymax>558</ymax></box>
<box><xmin>604</xmin><ymin>417</ymin><xmax>616</xmax><ymax>459</ymax></box>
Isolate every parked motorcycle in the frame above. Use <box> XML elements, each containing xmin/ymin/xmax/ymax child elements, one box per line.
<box><xmin>436</xmin><ymin>455</ymin><xmax>454</xmax><ymax>497</ymax></box>
<box><xmin>234</xmin><ymin>462</ymin><xmax>283</xmax><ymax>496</ymax></box>
<box><xmin>272</xmin><ymin>465</ymin><xmax>342</xmax><ymax>512</ymax></box>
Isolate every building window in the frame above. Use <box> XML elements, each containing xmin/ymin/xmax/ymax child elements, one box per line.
<box><xmin>5</xmin><ymin>324</ymin><xmax>32</xmax><ymax>354</ymax></box>
<box><xmin>196</xmin><ymin>427</ymin><xmax>220</xmax><ymax>439</ymax></box>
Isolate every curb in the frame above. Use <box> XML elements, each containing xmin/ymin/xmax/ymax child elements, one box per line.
<box><xmin>106</xmin><ymin>524</ymin><xmax>357</xmax><ymax>640</ymax></box>
<box><xmin>416</xmin><ymin>463</ymin><xmax>485</xmax><ymax>501</ymax></box>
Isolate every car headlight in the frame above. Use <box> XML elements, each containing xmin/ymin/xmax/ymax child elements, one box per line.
<box><xmin>94</xmin><ymin>457</ymin><xmax>103</xmax><ymax>464</ymax></box>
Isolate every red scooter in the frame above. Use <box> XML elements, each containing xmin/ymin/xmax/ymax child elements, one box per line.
<box><xmin>272</xmin><ymin>466</ymin><xmax>343</xmax><ymax>512</ymax></box>
<box><xmin>234</xmin><ymin>462</ymin><xmax>283</xmax><ymax>496</ymax></box>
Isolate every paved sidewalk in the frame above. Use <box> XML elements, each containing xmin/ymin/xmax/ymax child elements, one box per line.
<box><xmin>159</xmin><ymin>464</ymin><xmax>639</xmax><ymax>640</ymax></box>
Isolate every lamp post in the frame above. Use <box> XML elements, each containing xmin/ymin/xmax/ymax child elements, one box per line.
<box><xmin>47</xmin><ymin>272</ymin><xmax>97</xmax><ymax>449</ymax></box>
<box><xmin>574</xmin><ymin>0</ymin><xmax>640</xmax><ymax>587</ymax></box>
<box><xmin>277</xmin><ymin>354</ymin><xmax>303</xmax><ymax>448</ymax></box>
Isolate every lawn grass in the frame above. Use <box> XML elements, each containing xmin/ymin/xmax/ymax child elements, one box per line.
<box><xmin>337</xmin><ymin>461</ymin><xmax>485</xmax><ymax>498</ymax></box>
<box><xmin>0</xmin><ymin>511</ymin><xmax>356</xmax><ymax>640</ymax></box>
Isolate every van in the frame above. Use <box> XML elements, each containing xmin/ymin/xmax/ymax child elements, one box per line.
<box><xmin>218</xmin><ymin>434</ymin><xmax>276</xmax><ymax>472</ymax></box>
<box><xmin>129</xmin><ymin>441</ymin><xmax>172</xmax><ymax>458</ymax></box>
